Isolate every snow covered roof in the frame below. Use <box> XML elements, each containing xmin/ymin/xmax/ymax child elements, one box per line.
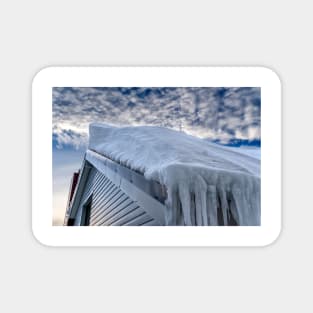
<box><xmin>89</xmin><ymin>123</ymin><xmax>259</xmax><ymax>177</ymax></box>
<box><xmin>88</xmin><ymin>123</ymin><xmax>260</xmax><ymax>226</ymax></box>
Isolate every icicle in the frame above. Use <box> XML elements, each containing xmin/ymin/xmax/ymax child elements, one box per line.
<box><xmin>165</xmin><ymin>186</ymin><xmax>179</xmax><ymax>226</ymax></box>
<box><xmin>245</xmin><ymin>177</ymin><xmax>261</xmax><ymax>225</ymax></box>
<box><xmin>207</xmin><ymin>185</ymin><xmax>218</xmax><ymax>225</ymax></box>
<box><xmin>255</xmin><ymin>187</ymin><xmax>261</xmax><ymax>224</ymax></box>
<box><xmin>229</xmin><ymin>190</ymin><xmax>240</xmax><ymax>225</ymax></box>
<box><xmin>217</xmin><ymin>187</ymin><xmax>229</xmax><ymax>226</ymax></box>
<box><xmin>195</xmin><ymin>175</ymin><xmax>208</xmax><ymax>226</ymax></box>
<box><xmin>190</xmin><ymin>193</ymin><xmax>196</xmax><ymax>225</ymax></box>
<box><xmin>230</xmin><ymin>184</ymin><xmax>253</xmax><ymax>226</ymax></box>
<box><xmin>178</xmin><ymin>182</ymin><xmax>193</xmax><ymax>226</ymax></box>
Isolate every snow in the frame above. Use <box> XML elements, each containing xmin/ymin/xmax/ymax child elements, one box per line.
<box><xmin>88</xmin><ymin>123</ymin><xmax>260</xmax><ymax>226</ymax></box>
<box><xmin>227</xmin><ymin>146</ymin><xmax>261</xmax><ymax>160</ymax></box>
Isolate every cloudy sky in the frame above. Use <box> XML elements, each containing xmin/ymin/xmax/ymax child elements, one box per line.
<box><xmin>53</xmin><ymin>87</ymin><xmax>261</xmax><ymax>225</ymax></box>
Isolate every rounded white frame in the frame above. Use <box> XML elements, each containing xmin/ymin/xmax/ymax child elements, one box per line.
<box><xmin>32</xmin><ymin>67</ymin><xmax>281</xmax><ymax>247</ymax></box>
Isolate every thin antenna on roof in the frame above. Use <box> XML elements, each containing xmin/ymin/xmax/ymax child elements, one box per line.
<box><xmin>171</xmin><ymin>101</ymin><xmax>183</xmax><ymax>132</ymax></box>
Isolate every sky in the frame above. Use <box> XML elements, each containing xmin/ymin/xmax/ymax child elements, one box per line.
<box><xmin>53</xmin><ymin>87</ymin><xmax>261</xmax><ymax>225</ymax></box>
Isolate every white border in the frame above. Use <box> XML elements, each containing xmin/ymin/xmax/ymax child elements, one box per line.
<box><xmin>32</xmin><ymin>67</ymin><xmax>281</xmax><ymax>247</ymax></box>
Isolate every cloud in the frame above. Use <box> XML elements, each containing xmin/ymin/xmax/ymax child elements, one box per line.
<box><xmin>53</xmin><ymin>87</ymin><xmax>260</xmax><ymax>147</ymax></box>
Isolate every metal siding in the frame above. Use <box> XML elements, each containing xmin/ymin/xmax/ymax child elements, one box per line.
<box><xmin>75</xmin><ymin>167</ymin><xmax>162</xmax><ymax>226</ymax></box>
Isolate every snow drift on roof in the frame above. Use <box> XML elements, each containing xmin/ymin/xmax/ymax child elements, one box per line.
<box><xmin>88</xmin><ymin>123</ymin><xmax>260</xmax><ymax>226</ymax></box>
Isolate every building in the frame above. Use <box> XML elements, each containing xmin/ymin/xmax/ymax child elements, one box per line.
<box><xmin>64</xmin><ymin>123</ymin><xmax>260</xmax><ymax>226</ymax></box>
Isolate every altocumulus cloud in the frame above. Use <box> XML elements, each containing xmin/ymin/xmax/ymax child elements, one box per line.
<box><xmin>53</xmin><ymin>87</ymin><xmax>260</xmax><ymax>148</ymax></box>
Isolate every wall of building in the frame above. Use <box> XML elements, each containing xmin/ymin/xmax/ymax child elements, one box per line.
<box><xmin>74</xmin><ymin>166</ymin><xmax>162</xmax><ymax>226</ymax></box>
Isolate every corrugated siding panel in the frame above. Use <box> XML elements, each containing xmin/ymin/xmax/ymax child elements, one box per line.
<box><xmin>75</xmin><ymin>167</ymin><xmax>161</xmax><ymax>226</ymax></box>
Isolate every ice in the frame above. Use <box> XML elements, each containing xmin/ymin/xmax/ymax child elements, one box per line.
<box><xmin>88</xmin><ymin>123</ymin><xmax>260</xmax><ymax>226</ymax></box>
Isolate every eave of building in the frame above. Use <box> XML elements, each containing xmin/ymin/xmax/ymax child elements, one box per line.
<box><xmin>66</xmin><ymin>150</ymin><xmax>168</xmax><ymax>225</ymax></box>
